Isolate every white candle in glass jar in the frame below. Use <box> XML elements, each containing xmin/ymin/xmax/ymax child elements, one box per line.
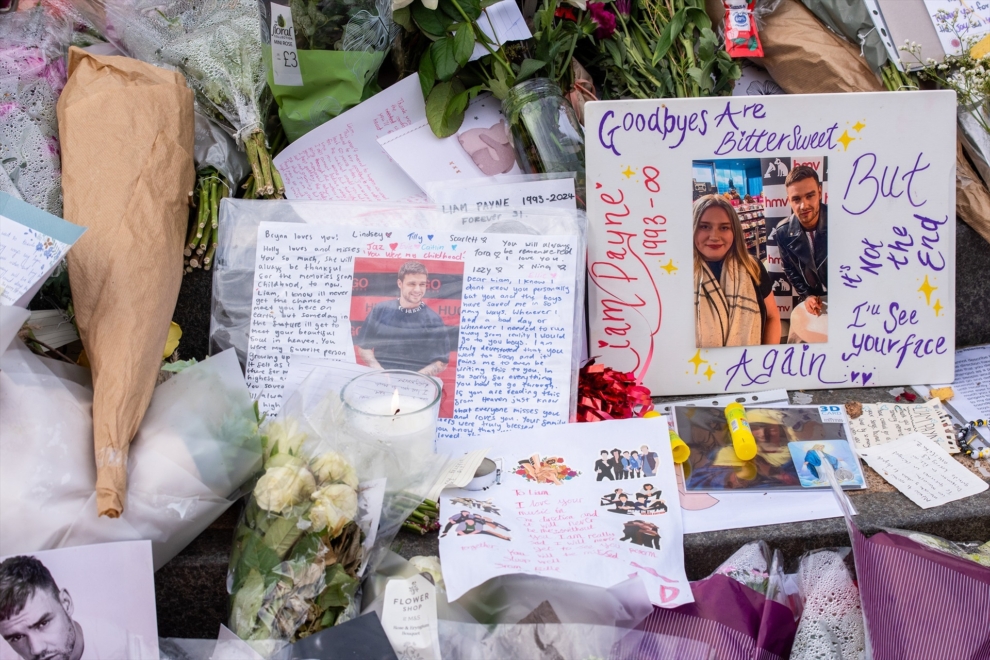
<box><xmin>349</xmin><ymin>390</ymin><xmax>435</xmax><ymax>438</ymax></box>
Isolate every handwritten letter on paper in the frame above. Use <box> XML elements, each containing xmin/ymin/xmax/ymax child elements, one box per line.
<box><xmin>848</xmin><ymin>400</ymin><xmax>958</xmax><ymax>453</ymax></box>
<box><xmin>438</xmin><ymin>419</ymin><xmax>693</xmax><ymax>607</ymax></box>
<box><xmin>0</xmin><ymin>214</ymin><xmax>70</xmax><ymax>306</ymax></box>
<box><xmin>245</xmin><ymin>221</ymin><xmax>578</xmax><ymax>440</ymax></box>
<box><xmin>858</xmin><ymin>433</ymin><xmax>988</xmax><ymax>508</ymax></box>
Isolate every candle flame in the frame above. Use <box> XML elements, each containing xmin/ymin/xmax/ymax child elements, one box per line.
<box><xmin>391</xmin><ymin>388</ymin><xmax>401</xmax><ymax>415</ymax></box>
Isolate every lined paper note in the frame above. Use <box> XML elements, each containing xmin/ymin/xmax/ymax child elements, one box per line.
<box><xmin>858</xmin><ymin>432</ymin><xmax>988</xmax><ymax>508</ymax></box>
<box><xmin>470</xmin><ymin>0</ymin><xmax>533</xmax><ymax>60</ymax></box>
<box><xmin>273</xmin><ymin>74</ymin><xmax>427</xmax><ymax>202</ymax></box>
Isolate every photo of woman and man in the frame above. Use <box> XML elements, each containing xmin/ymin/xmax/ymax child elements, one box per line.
<box><xmin>593</xmin><ymin>445</ymin><xmax>661</xmax><ymax>481</ymax></box>
<box><xmin>599</xmin><ymin>484</ymin><xmax>668</xmax><ymax>515</ymax></box>
<box><xmin>691</xmin><ymin>158</ymin><xmax>828</xmax><ymax>347</ymax></box>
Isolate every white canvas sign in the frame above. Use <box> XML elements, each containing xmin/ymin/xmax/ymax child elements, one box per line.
<box><xmin>585</xmin><ymin>91</ymin><xmax>956</xmax><ymax>395</ymax></box>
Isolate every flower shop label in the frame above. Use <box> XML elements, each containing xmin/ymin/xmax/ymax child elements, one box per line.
<box><xmin>381</xmin><ymin>574</ymin><xmax>441</xmax><ymax>660</ymax></box>
<box><xmin>245</xmin><ymin>222</ymin><xmax>578</xmax><ymax>440</ymax></box>
<box><xmin>438</xmin><ymin>417</ymin><xmax>693</xmax><ymax>608</ymax></box>
<box><xmin>585</xmin><ymin>91</ymin><xmax>956</xmax><ymax>395</ymax></box>
<box><xmin>269</xmin><ymin>3</ymin><xmax>303</xmax><ymax>87</ymax></box>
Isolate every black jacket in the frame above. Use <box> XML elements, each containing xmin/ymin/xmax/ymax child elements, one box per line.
<box><xmin>773</xmin><ymin>205</ymin><xmax>827</xmax><ymax>299</ymax></box>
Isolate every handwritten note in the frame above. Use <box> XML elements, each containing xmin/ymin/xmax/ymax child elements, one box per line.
<box><xmin>470</xmin><ymin>0</ymin><xmax>533</xmax><ymax>61</ymax></box>
<box><xmin>848</xmin><ymin>399</ymin><xmax>958</xmax><ymax>453</ymax></box>
<box><xmin>858</xmin><ymin>432</ymin><xmax>988</xmax><ymax>508</ymax></box>
<box><xmin>273</xmin><ymin>74</ymin><xmax>427</xmax><ymax>202</ymax></box>
<box><xmin>0</xmin><ymin>193</ymin><xmax>85</xmax><ymax>307</ymax></box>
<box><xmin>438</xmin><ymin>418</ymin><xmax>693</xmax><ymax>608</ymax></box>
<box><xmin>245</xmin><ymin>221</ymin><xmax>579</xmax><ymax>441</ymax></box>
<box><xmin>923</xmin><ymin>0</ymin><xmax>990</xmax><ymax>56</ymax></box>
<box><xmin>430</xmin><ymin>176</ymin><xmax>577</xmax><ymax>212</ymax></box>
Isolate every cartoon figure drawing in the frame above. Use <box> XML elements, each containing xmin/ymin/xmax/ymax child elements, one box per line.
<box><xmin>595</xmin><ymin>450</ymin><xmax>614</xmax><ymax>481</ymax></box>
<box><xmin>447</xmin><ymin>496</ymin><xmax>501</xmax><ymax>515</ymax></box>
<box><xmin>440</xmin><ymin>510</ymin><xmax>511</xmax><ymax>540</ymax></box>
<box><xmin>619</xmin><ymin>520</ymin><xmax>662</xmax><ymax>549</ymax></box>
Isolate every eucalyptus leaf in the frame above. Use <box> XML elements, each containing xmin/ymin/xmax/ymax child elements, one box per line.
<box><xmin>431</xmin><ymin>37</ymin><xmax>460</xmax><ymax>81</ymax></box>
<box><xmin>426</xmin><ymin>79</ymin><xmax>468</xmax><ymax>137</ymax></box>
<box><xmin>453</xmin><ymin>22</ymin><xmax>475</xmax><ymax>66</ymax></box>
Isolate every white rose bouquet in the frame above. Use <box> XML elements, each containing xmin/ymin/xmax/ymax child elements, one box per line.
<box><xmin>228</xmin><ymin>418</ymin><xmax>366</xmax><ymax>641</ymax></box>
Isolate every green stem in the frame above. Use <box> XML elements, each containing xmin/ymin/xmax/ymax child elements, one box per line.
<box><xmin>449</xmin><ymin>0</ymin><xmax>513</xmax><ymax>78</ymax></box>
<box><xmin>244</xmin><ymin>137</ymin><xmax>265</xmax><ymax>195</ymax></box>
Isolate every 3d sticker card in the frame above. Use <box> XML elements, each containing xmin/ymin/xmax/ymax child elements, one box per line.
<box><xmin>585</xmin><ymin>91</ymin><xmax>956</xmax><ymax>395</ymax></box>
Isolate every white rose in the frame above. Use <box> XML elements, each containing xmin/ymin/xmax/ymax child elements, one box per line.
<box><xmin>310</xmin><ymin>451</ymin><xmax>359</xmax><ymax>488</ymax></box>
<box><xmin>263</xmin><ymin>418</ymin><xmax>307</xmax><ymax>463</ymax></box>
<box><xmin>562</xmin><ymin>0</ymin><xmax>586</xmax><ymax>9</ymax></box>
<box><xmin>392</xmin><ymin>0</ymin><xmax>414</xmax><ymax>10</ymax></box>
<box><xmin>309</xmin><ymin>484</ymin><xmax>358</xmax><ymax>536</ymax></box>
<box><xmin>409</xmin><ymin>556</ymin><xmax>444</xmax><ymax>590</ymax></box>
<box><xmin>254</xmin><ymin>465</ymin><xmax>317</xmax><ymax>514</ymax></box>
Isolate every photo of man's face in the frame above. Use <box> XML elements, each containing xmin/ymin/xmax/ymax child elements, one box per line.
<box><xmin>397</xmin><ymin>272</ymin><xmax>429</xmax><ymax>309</ymax></box>
<box><xmin>785</xmin><ymin>177</ymin><xmax>822</xmax><ymax>229</ymax></box>
<box><xmin>0</xmin><ymin>587</ymin><xmax>78</xmax><ymax>660</ymax></box>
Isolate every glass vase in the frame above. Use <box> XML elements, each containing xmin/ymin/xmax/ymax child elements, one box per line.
<box><xmin>502</xmin><ymin>78</ymin><xmax>586</xmax><ymax>208</ymax></box>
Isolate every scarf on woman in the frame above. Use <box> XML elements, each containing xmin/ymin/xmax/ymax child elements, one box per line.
<box><xmin>695</xmin><ymin>257</ymin><xmax>762</xmax><ymax>347</ymax></box>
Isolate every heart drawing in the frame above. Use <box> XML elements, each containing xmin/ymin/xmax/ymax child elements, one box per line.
<box><xmin>385</xmin><ymin>232</ymin><xmax>392</xmax><ymax>238</ymax></box>
<box><xmin>389</xmin><ymin>242</ymin><xmax>398</xmax><ymax>250</ymax></box>
<box><xmin>850</xmin><ymin>371</ymin><xmax>873</xmax><ymax>386</ymax></box>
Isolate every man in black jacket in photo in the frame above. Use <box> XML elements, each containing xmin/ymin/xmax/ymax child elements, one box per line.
<box><xmin>773</xmin><ymin>166</ymin><xmax>828</xmax><ymax>340</ymax></box>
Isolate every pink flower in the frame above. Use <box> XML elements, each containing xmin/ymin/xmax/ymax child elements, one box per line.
<box><xmin>615</xmin><ymin>0</ymin><xmax>630</xmax><ymax>15</ymax></box>
<box><xmin>588</xmin><ymin>2</ymin><xmax>616</xmax><ymax>39</ymax></box>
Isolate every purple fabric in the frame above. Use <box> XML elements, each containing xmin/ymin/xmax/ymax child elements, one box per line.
<box><xmin>852</xmin><ymin>524</ymin><xmax>990</xmax><ymax>660</ymax></box>
<box><xmin>612</xmin><ymin>575</ymin><xmax>796</xmax><ymax>660</ymax></box>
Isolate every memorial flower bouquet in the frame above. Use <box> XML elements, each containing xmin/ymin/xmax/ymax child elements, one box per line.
<box><xmin>227</xmin><ymin>369</ymin><xmax>447</xmax><ymax>643</ymax></box>
<box><xmin>99</xmin><ymin>0</ymin><xmax>284</xmax><ymax>197</ymax></box>
<box><xmin>591</xmin><ymin>0</ymin><xmax>740</xmax><ymax>100</ymax></box>
<box><xmin>228</xmin><ymin>419</ymin><xmax>363</xmax><ymax>641</ymax></box>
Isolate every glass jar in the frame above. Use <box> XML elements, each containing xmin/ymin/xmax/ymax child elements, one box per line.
<box><xmin>502</xmin><ymin>78</ymin><xmax>586</xmax><ymax>208</ymax></box>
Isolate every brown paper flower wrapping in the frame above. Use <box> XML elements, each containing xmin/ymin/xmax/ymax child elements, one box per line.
<box><xmin>56</xmin><ymin>47</ymin><xmax>195</xmax><ymax>517</ymax></box>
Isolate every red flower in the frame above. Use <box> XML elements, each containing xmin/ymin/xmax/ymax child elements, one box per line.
<box><xmin>588</xmin><ymin>2</ymin><xmax>616</xmax><ymax>39</ymax></box>
<box><xmin>555</xmin><ymin>6</ymin><xmax>577</xmax><ymax>21</ymax></box>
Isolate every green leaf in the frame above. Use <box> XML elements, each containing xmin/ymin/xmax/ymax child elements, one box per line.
<box><xmin>289</xmin><ymin>533</ymin><xmax>322</xmax><ymax>562</ymax></box>
<box><xmin>426</xmin><ymin>79</ymin><xmax>468</xmax><ymax>137</ymax></box>
<box><xmin>480</xmin><ymin>0</ymin><xmax>500</xmax><ymax>8</ymax></box>
<box><xmin>685</xmin><ymin>7</ymin><xmax>711</xmax><ymax>31</ymax></box>
<box><xmin>230</xmin><ymin>569</ymin><xmax>266</xmax><ymax>640</ymax></box>
<box><xmin>453</xmin><ymin>22</ymin><xmax>475</xmax><ymax>66</ymax></box>
<box><xmin>262</xmin><ymin>516</ymin><xmax>304</xmax><ymax>559</ymax></box>
<box><xmin>697</xmin><ymin>27</ymin><xmax>717</xmax><ymax>61</ymax></box>
<box><xmin>412</xmin><ymin>1</ymin><xmax>452</xmax><ymax>37</ymax></box>
<box><xmin>239</xmin><ymin>533</ymin><xmax>281</xmax><ymax>581</ymax></box>
<box><xmin>431</xmin><ymin>37</ymin><xmax>460</xmax><ymax>81</ymax></box>
<box><xmin>317</xmin><ymin>564</ymin><xmax>360</xmax><ymax>610</ymax></box>
<box><xmin>419</xmin><ymin>52</ymin><xmax>436</xmax><ymax>99</ymax></box>
<box><xmin>515</xmin><ymin>58</ymin><xmax>546</xmax><ymax>83</ymax></box>
<box><xmin>653</xmin><ymin>8</ymin><xmax>686</xmax><ymax>66</ymax></box>
<box><xmin>440</xmin><ymin>0</ymin><xmax>481</xmax><ymax>22</ymax></box>
<box><xmin>393</xmin><ymin>6</ymin><xmax>414</xmax><ymax>31</ymax></box>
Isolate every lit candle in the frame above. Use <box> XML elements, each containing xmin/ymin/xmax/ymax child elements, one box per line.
<box><xmin>341</xmin><ymin>371</ymin><xmax>441</xmax><ymax>447</ymax></box>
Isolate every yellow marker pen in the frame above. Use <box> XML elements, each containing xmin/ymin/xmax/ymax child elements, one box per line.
<box><xmin>724</xmin><ymin>402</ymin><xmax>758</xmax><ymax>461</ymax></box>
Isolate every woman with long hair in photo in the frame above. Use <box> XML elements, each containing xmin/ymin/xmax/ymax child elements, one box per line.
<box><xmin>693</xmin><ymin>195</ymin><xmax>781</xmax><ymax>347</ymax></box>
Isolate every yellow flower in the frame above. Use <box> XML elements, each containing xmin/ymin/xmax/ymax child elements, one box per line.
<box><xmin>309</xmin><ymin>484</ymin><xmax>358</xmax><ymax>536</ymax></box>
<box><xmin>254</xmin><ymin>465</ymin><xmax>316</xmax><ymax>514</ymax></box>
<box><xmin>310</xmin><ymin>451</ymin><xmax>359</xmax><ymax>488</ymax></box>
